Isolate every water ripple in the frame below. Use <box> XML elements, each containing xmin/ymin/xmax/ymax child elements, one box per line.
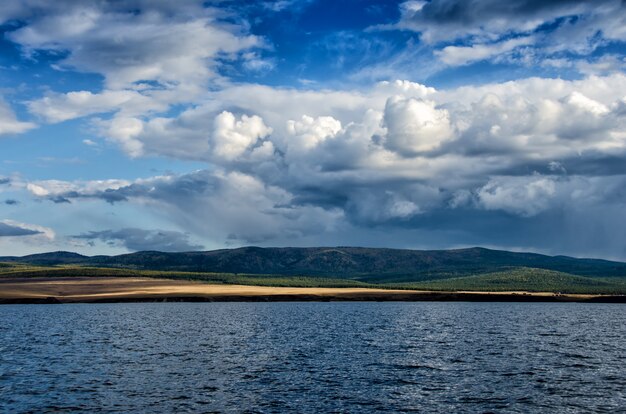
<box><xmin>0</xmin><ymin>302</ymin><xmax>625</xmax><ymax>413</ymax></box>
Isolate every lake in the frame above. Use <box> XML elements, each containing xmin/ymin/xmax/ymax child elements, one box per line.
<box><xmin>1</xmin><ymin>302</ymin><xmax>625</xmax><ymax>413</ymax></box>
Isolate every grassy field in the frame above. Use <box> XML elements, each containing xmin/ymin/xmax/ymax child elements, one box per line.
<box><xmin>0</xmin><ymin>263</ymin><xmax>374</xmax><ymax>288</ymax></box>
<box><xmin>1</xmin><ymin>263</ymin><xmax>625</xmax><ymax>294</ymax></box>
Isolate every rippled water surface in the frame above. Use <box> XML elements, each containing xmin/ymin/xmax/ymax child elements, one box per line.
<box><xmin>1</xmin><ymin>302</ymin><xmax>625</xmax><ymax>413</ymax></box>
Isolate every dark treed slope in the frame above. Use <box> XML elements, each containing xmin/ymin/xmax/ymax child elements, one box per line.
<box><xmin>399</xmin><ymin>268</ymin><xmax>626</xmax><ymax>294</ymax></box>
<box><xmin>2</xmin><ymin>247</ymin><xmax>626</xmax><ymax>282</ymax></box>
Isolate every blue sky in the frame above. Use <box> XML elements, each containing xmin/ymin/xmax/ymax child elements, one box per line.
<box><xmin>1</xmin><ymin>0</ymin><xmax>626</xmax><ymax>259</ymax></box>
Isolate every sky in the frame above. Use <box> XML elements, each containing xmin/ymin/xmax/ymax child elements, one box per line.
<box><xmin>1</xmin><ymin>0</ymin><xmax>626</xmax><ymax>259</ymax></box>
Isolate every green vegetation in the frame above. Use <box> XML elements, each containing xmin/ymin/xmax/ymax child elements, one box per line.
<box><xmin>395</xmin><ymin>268</ymin><xmax>626</xmax><ymax>294</ymax></box>
<box><xmin>0</xmin><ymin>263</ymin><xmax>373</xmax><ymax>288</ymax></box>
<box><xmin>4</xmin><ymin>246</ymin><xmax>626</xmax><ymax>281</ymax></box>
<box><xmin>2</xmin><ymin>262</ymin><xmax>625</xmax><ymax>294</ymax></box>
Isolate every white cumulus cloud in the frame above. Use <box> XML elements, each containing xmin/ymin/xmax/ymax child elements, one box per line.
<box><xmin>212</xmin><ymin>112</ymin><xmax>272</xmax><ymax>160</ymax></box>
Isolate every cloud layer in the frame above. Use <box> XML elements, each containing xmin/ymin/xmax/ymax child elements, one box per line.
<box><xmin>74</xmin><ymin>228</ymin><xmax>203</xmax><ymax>252</ymax></box>
<box><xmin>14</xmin><ymin>73</ymin><xmax>626</xmax><ymax>257</ymax></box>
<box><xmin>1</xmin><ymin>1</ymin><xmax>625</xmax><ymax>258</ymax></box>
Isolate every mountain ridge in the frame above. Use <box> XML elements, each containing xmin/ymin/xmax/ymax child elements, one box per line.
<box><xmin>2</xmin><ymin>246</ymin><xmax>626</xmax><ymax>282</ymax></box>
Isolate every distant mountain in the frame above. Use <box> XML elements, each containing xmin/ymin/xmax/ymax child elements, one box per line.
<box><xmin>2</xmin><ymin>247</ymin><xmax>626</xmax><ymax>282</ymax></box>
<box><xmin>0</xmin><ymin>251</ymin><xmax>90</xmax><ymax>265</ymax></box>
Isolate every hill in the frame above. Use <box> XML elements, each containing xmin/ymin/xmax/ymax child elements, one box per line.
<box><xmin>1</xmin><ymin>246</ymin><xmax>626</xmax><ymax>282</ymax></box>
<box><xmin>401</xmin><ymin>268</ymin><xmax>626</xmax><ymax>294</ymax></box>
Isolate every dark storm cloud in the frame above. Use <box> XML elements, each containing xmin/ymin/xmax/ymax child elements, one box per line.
<box><xmin>74</xmin><ymin>228</ymin><xmax>203</xmax><ymax>252</ymax></box>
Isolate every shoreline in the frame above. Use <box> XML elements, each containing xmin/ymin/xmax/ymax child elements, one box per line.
<box><xmin>1</xmin><ymin>277</ymin><xmax>625</xmax><ymax>304</ymax></box>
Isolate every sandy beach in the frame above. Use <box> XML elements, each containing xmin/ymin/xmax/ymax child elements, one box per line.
<box><xmin>1</xmin><ymin>277</ymin><xmax>623</xmax><ymax>303</ymax></box>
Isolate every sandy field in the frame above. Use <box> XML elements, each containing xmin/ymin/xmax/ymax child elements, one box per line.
<box><xmin>0</xmin><ymin>277</ymin><xmax>418</xmax><ymax>301</ymax></box>
<box><xmin>1</xmin><ymin>276</ymin><xmax>620</xmax><ymax>303</ymax></box>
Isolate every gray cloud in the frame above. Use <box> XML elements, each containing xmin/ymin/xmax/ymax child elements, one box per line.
<box><xmin>403</xmin><ymin>0</ymin><xmax>583</xmax><ymax>26</ymax></box>
<box><xmin>5</xmin><ymin>1</ymin><xmax>260</xmax><ymax>89</ymax></box>
<box><xmin>4</xmin><ymin>199</ymin><xmax>19</xmax><ymax>205</ymax></box>
<box><xmin>33</xmin><ymin>170</ymin><xmax>343</xmax><ymax>245</ymax></box>
<box><xmin>24</xmin><ymin>164</ymin><xmax>626</xmax><ymax>258</ymax></box>
<box><xmin>74</xmin><ymin>228</ymin><xmax>204</xmax><ymax>252</ymax></box>
<box><xmin>0</xmin><ymin>222</ymin><xmax>42</xmax><ymax>237</ymax></box>
<box><xmin>396</xmin><ymin>0</ymin><xmax>621</xmax><ymax>41</ymax></box>
<box><xmin>389</xmin><ymin>0</ymin><xmax>626</xmax><ymax>71</ymax></box>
